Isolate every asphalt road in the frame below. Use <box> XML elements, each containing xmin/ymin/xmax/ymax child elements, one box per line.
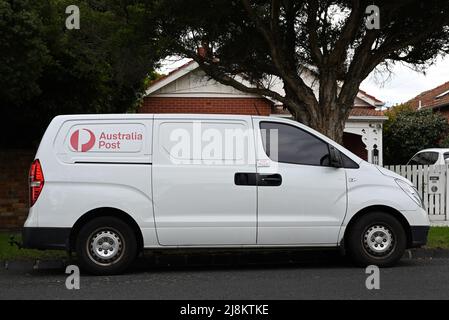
<box><xmin>1</xmin><ymin>251</ymin><xmax>449</xmax><ymax>300</ymax></box>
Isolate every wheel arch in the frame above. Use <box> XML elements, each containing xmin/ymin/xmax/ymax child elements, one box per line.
<box><xmin>69</xmin><ymin>207</ymin><xmax>144</xmax><ymax>253</ymax></box>
<box><xmin>343</xmin><ymin>205</ymin><xmax>413</xmax><ymax>249</ymax></box>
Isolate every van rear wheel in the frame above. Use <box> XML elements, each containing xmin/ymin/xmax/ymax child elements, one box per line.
<box><xmin>76</xmin><ymin>217</ymin><xmax>137</xmax><ymax>275</ymax></box>
<box><xmin>347</xmin><ymin>212</ymin><xmax>407</xmax><ymax>267</ymax></box>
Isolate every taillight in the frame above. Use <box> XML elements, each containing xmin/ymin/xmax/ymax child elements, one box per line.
<box><xmin>29</xmin><ymin>159</ymin><xmax>44</xmax><ymax>207</ymax></box>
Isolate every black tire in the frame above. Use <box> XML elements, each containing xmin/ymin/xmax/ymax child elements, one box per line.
<box><xmin>346</xmin><ymin>212</ymin><xmax>407</xmax><ymax>267</ymax></box>
<box><xmin>76</xmin><ymin>216</ymin><xmax>137</xmax><ymax>275</ymax></box>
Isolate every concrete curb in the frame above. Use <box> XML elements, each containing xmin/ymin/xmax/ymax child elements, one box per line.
<box><xmin>3</xmin><ymin>259</ymin><xmax>68</xmax><ymax>271</ymax></box>
<box><xmin>430</xmin><ymin>222</ymin><xmax>449</xmax><ymax>227</ymax></box>
<box><xmin>404</xmin><ymin>248</ymin><xmax>449</xmax><ymax>259</ymax></box>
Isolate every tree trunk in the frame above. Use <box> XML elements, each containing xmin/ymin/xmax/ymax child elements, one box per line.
<box><xmin>284</xmin><ymin>85</ymin><xmax>348</xmax><ymax>145</ymax></box>
<box><xmin>292</xmin><ymin>109</ymin><xmax>346</xmax><ymax>144</ymax></box>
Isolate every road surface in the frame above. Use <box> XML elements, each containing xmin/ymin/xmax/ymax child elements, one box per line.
<box><xmin>0</xmin><ymin>250</ymin><xmax>448</xmax><ymax>300</ymax></box>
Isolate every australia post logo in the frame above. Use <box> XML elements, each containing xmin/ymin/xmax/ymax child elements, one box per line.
<box><xmin>70</xmin><ymin>129</ymin><xmax>96</xmax><ymax>152</ymax></box>
<box><xmin>69</xmin><ymin>127</ymin><xmax>144</xmax><ymax>152</ymax></box>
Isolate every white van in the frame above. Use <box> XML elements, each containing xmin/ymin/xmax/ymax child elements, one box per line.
<box><xmin>23</xmin><ymin>114</ymin><xmax>429</xmax><ymax>274</ymax></box>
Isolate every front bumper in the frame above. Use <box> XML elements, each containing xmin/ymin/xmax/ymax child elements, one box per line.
<box><xmin>22</xmin><ymin>227</ymin><xmax>71</xmax><ymax>250</ymax></box>
<box><xmin>409</xmin><ymin>226</ymin><xmax>430</xmax><ymax>248</ymax></box>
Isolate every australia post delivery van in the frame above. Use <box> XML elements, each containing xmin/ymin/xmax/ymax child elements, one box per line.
<box><xmin>23</xmin><ymin>114</ymin><xmax>430</xmax><ymax>274</ymax></box>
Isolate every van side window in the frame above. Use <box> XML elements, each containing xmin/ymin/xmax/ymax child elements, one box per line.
<box><xmin>341</xmin><ymin>152</ymin><xmax>359</xmax><ymax>169</ymax></box>
<box><xmin>409</xmin><ymin>152</ymin><xmax>438</xmax><ymax>165</ymax></box>
<box><xmin>444</xmin><ymin>153</ymin><xmax>449</xmax><ymax>161</ymax></box>
<box><xmin>260</xmin><ymin>122</ymin><xmax>330</xmax><ymax>166</ymax></box>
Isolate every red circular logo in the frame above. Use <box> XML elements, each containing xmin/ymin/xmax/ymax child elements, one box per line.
<box><xmin>70</xmin><ymin>129</ymin><xmax>96</xmax><ymax>152</ymax></box>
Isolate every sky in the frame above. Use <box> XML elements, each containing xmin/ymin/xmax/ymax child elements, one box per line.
<box><xmin>360</xmin><ymin>55</ymin><xmax>449</xmax><ymax>106</ymax></box>
<box><xmin>158</xmin><ymin>54</ymin><xmax>449</xmax><ymax>107</ymax></box>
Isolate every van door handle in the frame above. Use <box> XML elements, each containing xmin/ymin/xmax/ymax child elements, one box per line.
<box><xmin>234</xmin><ymin>173</ymin><xmax>282</xmax><ymax>186</ymax></box>
<box><xmin>258</xmin><ymin>174</ymin><xmax>282</xmax><ymax>186</ymax></box>
<box><xmin>234</xmin><ymin>172</ymin><xmax>257</xmax><ymax>186</ymax></box>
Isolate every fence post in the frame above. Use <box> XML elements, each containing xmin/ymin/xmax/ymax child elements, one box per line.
<box><xmin>446</xmin><ymin>164</ymin><xmax>449</xmax><ymax>221</ymax></box>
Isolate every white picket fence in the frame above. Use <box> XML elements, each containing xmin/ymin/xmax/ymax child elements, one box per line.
<box><xmin>384</xmin><ymin>165</ymin><xmax>449</xmax><ymax>221</ymax></box>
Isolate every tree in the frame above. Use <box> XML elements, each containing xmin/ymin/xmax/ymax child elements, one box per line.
<box><xmin>383</xmin><ymin>107</ymin><xmax>449</xmax><ymax>165</ymax></box>
<box><xmin>0</xmin><ymin>0</ymin><xmax>162</xmax><ymax>147</ymax></box>
<box><xmin>155</xmin><ymin>0</ymin><xmax>449</xmax><ymax>142</ymax></box>
<box><xmin>0</xmin><ymin>0</ymin><xmax>50</xmax><ymax>104</ymax></box>
<box><xmin>383</xmin><ymin>102</ymin><xmax>415</xmax><ymax>133</ymax></box>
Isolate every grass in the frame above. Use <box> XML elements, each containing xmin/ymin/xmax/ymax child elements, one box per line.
<box><xmin>0</xmin><ymin>227</ymin><xmax>448</xmax><ymax>261</ymax></box>
<box><xmin>0</xmin><ymin>232</ymin><xmax>67</xmax><ymax>261</ymax></box>
<box><xmin>426</xmin><ymin>227</ymin><xmax>449</xmax><ymax>249</ymax></box>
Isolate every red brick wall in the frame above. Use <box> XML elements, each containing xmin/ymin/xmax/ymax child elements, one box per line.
<box><xmin>140</xmin><ymin>97</ymin><xmax>272</xmax><ymax>116</ymax></box>
<box><xmin>0</xmin><ymin>150</ymin><xmax>34</xmax><ymax>230</ymax></box>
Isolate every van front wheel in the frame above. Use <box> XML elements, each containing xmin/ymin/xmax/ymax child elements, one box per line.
<box><xmin>347</xmin><ymin>212</ymin><xmax>407</xmax><ymax>267</ymax></box>
<box><xmin>76</xmin><ymin>217</ymin><xmax>137</xmax><ymax>275</ymax></box>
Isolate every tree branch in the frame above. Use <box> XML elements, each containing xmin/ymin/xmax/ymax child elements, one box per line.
<box><xmin>329</xmin><ymin>0</ymin><xmax>363</xmax><ymax>65</ymax></box>
<box><xmin>270</xmin><ymin>0</ymin><xmax>281</xmax><ymax>33</ymax></box>
<box><xmin>187</xmin><ymin>54</ymin><xmax>298</xmax><ymax>109</ymax></box>
<box><xmin>306</xmin><ymin>0</ymin><xmax>323</xmax><ymax>64</ymax></box>
<box><xmin>240</xmin><ymin>0</ymin><xmax>319</xmax><ymax>113</ymax></box>
<box><xmin>337</xmin><ymin>29</ymin><xmax>380</xmax><ymax>110</ymax></box>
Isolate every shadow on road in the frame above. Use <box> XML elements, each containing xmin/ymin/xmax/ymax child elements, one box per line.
<box><xmin>130</xmin><ymin>248</ymin><xmax>352</xmax><ymax>273</ymax></box>
<box><xmin>18</xmin><ymin>248</ymin><xmax>420</xmax><ymax>277</ymax></box>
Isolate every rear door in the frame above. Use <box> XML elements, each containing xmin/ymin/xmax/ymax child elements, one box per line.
<box><xmin>152</xmin><ymin>115</ymin><xmax>257</xmax><ymax>245</ymax></box>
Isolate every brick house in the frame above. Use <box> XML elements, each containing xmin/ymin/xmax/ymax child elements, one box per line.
<box><xmin>407</xmin><ymin>81</ymin><xmax>449</xmax><ymax>120</ymax></box>
<box><xmin>141</xmin><ymin>60</ymin><xmax>387</xmax><ymax>165</ymax></box>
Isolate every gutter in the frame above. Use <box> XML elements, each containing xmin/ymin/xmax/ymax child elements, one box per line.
<box><xmin>347</xmin><ymin>115</ymin><xmax>388</xmax><ymax>121</ymax></box>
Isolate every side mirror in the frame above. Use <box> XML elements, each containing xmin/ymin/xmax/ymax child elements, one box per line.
<box><xmin>329</xmin><ymin>146</ymin><xmax>342</xmax><ymax>168</ymax></box>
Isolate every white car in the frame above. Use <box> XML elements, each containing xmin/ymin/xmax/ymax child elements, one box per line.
<box><xmin>23</xmin><ymin>114</ymin><xmax>430</xmax><ymax>274</ymax></box>
<box><xmin>407</xmin><ymin>148</ymin><xmax>449</xmax><ymax>165</ymax></box>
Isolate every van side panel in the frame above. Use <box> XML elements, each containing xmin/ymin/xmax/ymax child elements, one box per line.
<box><xmin>28</xmin><ymin>115</ymin><xmax>159</xmax><ymax>248</ymax></box>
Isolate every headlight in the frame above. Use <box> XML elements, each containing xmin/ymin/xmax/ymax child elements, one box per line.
<box><xmin>395</xmin><ymin>179</ymin><xmax>424</xmax><ymax>208</ymax></box>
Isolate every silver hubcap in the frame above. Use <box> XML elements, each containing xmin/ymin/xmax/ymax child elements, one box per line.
<box><xmin>363</xmin><ymin>225</ymin><xmax>394</xmax><ymax>256</ymax></box>
<box><xmin>88</xmin><ymin>229</ymin><xmax>124</xmax><ymax>265</ymax></box>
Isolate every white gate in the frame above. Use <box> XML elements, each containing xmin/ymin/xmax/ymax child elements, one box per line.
<box><xmin>384</xmin><ymin>165</ymin><xmax>449</xmax><ymax>221</ymax></box>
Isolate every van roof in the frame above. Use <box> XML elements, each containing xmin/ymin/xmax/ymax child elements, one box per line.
<box><xmin>416</xmin><ymin>148</ymin><xmax>449</xmax><ymax>153</ymax></box>
<box><xmin>53</xmin><ymin>113</ymin><xmax>268</xmax><ymax>121</ymax></box>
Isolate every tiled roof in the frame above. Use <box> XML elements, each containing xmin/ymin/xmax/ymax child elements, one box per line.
<box><xmin>407</xmin><ymin>81</ymin><xmax>449</xmax><ymax>110</ymax></box>
<box><xmin>349</xmin><ymin>107</ymin><xmax>385</xmax><ymax>117</ymax></box>
<box><xmin>357</xmin><ymin>89</ymin><xmax>384</xmax><ymax>105</ymax></box>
